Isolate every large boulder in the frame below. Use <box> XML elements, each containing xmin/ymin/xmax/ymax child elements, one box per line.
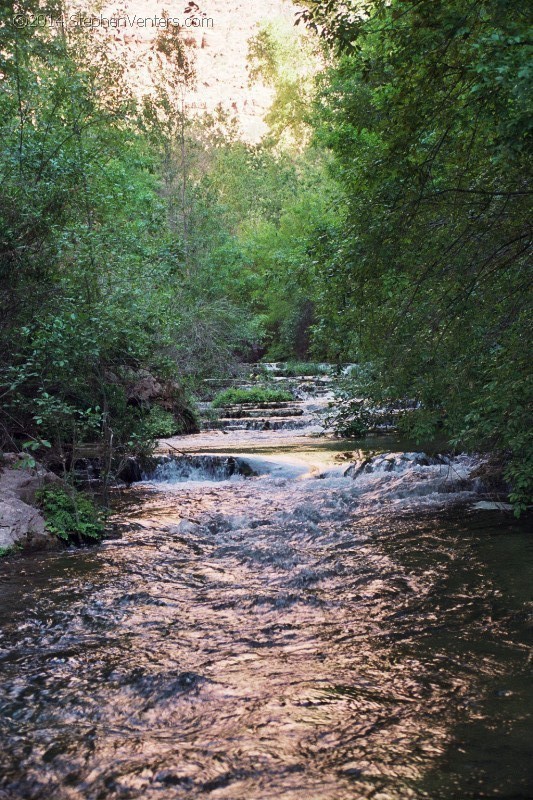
<box><xmin>0</xmin><ymin>497</ymin><xmax>51</xmax><ymax>551</ymax></box>
<box><xmin>0</xmin><ymin>455</ymin><xmax>61</xmax><ymax>552</ymax></box>
<box><xmin>0</xmin><ymin>454</ymin><xmax>61</xmax><ymax>504</ymax></box>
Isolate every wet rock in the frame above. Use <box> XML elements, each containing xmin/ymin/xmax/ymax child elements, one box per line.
<box><xmin>170</xmin><ymin>519</ymin><xmax>200</xmax><ymax>535</ymax></box>
<box><xmin>471</xmin><ymin>500</ymin><xmax>514</xmax><ymax>511</ymax></box>
<box><xmin>72</xmin><ymin>457</ymin><xmax>102</xmax><ymax>483</ymax></box>
<box><xmin>202</xmin><ymin>773</ymin><xmax>236</xmax><ymax>792</ymax></box>
<box><xmin>133</xmin><ymin>671</ymin><xmax>208</xmax><ymax>709</ymax></box>
<box><xmin>495</xmin><ymin>688</ymin><xmax>514</xmax><ymax>698</ymax></box>
<box><xmin>343</xmin><ymin>458</ymin><xmax>371</xmax><ymax>478</ymax></box>
<box><xmin>207</xmin><ymin>514</ymin><xmax>234</xmax><ymax>533</ymax></box>
<box><xmin>117</xmin><ymin>457</ymin><xmax>143</xmax><ymax>484</ymax></box>
<box><xmin>341</xmin><ymin>765</ymin><xmax>363</xmax><ymax>779</ymax></box>
<box><xmin>469</xmin><ymin>458</ymin><xmax>511</xmax><ymax>496</ymax></box>
<box><xmin>237</xmin><ymin>458</ymin><xmax>257</xmax><ymax>477</ymax></box>
<box><xmin>345</xmin><ymin>451</ymin><xmax>449</xmax><ymax>479</ymax></box>
<box><xmin>249</xmin><ymin>519</ymin><xmax>273</xmax><ymax>528</ymax></box>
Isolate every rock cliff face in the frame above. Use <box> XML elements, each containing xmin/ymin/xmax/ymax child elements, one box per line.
<box><xmin>86</xmin><ymin>0</ymin><xmax>298</xmax><ymax>141</ymax></box>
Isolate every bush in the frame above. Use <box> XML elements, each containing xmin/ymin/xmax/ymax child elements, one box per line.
<box><xmin>36</xmin><ymin>485</ymin><xmax>106</xmax><ymax>544</ymax></box>
<box><xmin>212</xmin><ymin>387</ymin><xmax>293</xmax><ymax>407</ymax></box>
<box><xmin>143</xmin><ymin>406</ymin><xmax>181</xmax><ymax>438</ymax></box>
<box><xmin>281</xmin><ymin>362</ymin><xmax>330</xmax><ymax>377</ymax></box>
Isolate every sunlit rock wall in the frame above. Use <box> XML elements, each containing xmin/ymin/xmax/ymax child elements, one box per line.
<box><xmin>78</xmin><ymin>0</ymin><xmax>299</xmax><ymax>141</ymax></box>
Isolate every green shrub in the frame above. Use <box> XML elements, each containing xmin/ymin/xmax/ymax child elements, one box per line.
<box><xmin>325</xmin><ymin>394</ymin><xmax>374</xmax><ymax>438</ymax></box>
<box><xmin>143</xmin><ymin>406</ymin><xmax>181</xmax><ymax>438</ymax></box>
<box><xmin>36</xmin><ymin>485</ymin><xmax>106</xmax><ymax>544</ymax></box>
<box><xmin>212</xmin><ymin>387</ymin><xmax>293</xmax><ymax>407</ymax></box>
<box><xmin>281</xmin><ymin>362</ymin><xmax>330</xmax><ymax>377</ymax></box>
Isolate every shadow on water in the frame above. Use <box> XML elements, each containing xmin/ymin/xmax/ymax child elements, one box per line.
<box><xmin>0</xmin><ymin>440</ymin><xmax>531</xmax><ymax>800</ymax></box>
<box><xmin>377</xmin><ymin>510</ymin><xmax>533</xmax><ymax>799</ymax></box>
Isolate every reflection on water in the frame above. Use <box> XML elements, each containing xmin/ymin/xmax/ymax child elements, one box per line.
<box><xmin>0</xmin><ymin>437</ymin><xmax>531</xmax><ymax>800</ymax></box>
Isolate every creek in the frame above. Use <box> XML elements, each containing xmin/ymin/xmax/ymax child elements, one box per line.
<box><xmin>0</xmin><ymin>371</ymin><xmax>531</xmax><ymax>800</ymax></box>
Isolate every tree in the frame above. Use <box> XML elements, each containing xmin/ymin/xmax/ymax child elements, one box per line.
<box><xmin>302</xmin><ymin>0</ymin><xmax>532</xmax><ymax>510</ymax></box>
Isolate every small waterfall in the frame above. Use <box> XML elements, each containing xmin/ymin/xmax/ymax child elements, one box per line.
<box><xmin>143</xmin><ymin>454</ymin><xmax>258</xmax><ymax>483</ymax></box>
<box><xmin>210</xmin><ymin>417</ymin><xmax>313</xmax><ymax>432</ymax></box>
<box><xmin>342</xmin><ymin>451</ymin><xmax>481</xmax><ymax>506</ymax></box>
<box><xmin>343</xmin><ymin>451</ymin><xmax>451</xmax><ymax>478</ymax></box>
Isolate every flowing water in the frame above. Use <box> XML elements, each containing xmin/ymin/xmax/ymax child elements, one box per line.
<box><xmin>0</xmin><ymin>410</ymin><xmax>531</xmax><ymax>799</ymax></box>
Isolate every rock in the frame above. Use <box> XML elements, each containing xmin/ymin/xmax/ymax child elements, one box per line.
<box><xmin>471</xmin><ymin>501</ymin><xmax>514</xmax><ymax>512</ymax></box>
<box><xmin>0</xmin><ymin>454</ymin><xmax>61</xmax><ymax>504</ymax></box>
<box><xmin>170</xmin><ymin>519</ymin><xmax>200</xmax><ymax>535</ymax></box>
<box><xmin>0</xmin><ymin>497</ymin><xmax>52</xmax><ymax>551</ymax></box>
<box><xmin>126</xmin><ymin>369</ymin><xmax>163</xmax><ymax>407</ymax></box>
<box><xmin>121</xmin><ymin>369</ymin><xmax>199</xmax><ymax>433</ymax></box>
<box><xmin>117</xmin><ymin>457</ymin><xmax>143</xmax><ymax>484</ymax></box>
<box><xmin>0</xmin><ymin>455</ymin><xmax>61</xmax><ymax>551</ymax></box>
<box><xmin>343</xmin><ymin>458</ymin><xmax>371</xmax><ymax>479</ymax></box>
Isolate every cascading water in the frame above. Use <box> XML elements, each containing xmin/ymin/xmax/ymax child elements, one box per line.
<box><xmin>143</xmin><ymin>455</ymin><xmax>258</xmax><ymax>482</ymax></box>
<box><xmin>0</xmin><ymin>369</ymin><xmax>531</xmax><ymax>800</ymax></box>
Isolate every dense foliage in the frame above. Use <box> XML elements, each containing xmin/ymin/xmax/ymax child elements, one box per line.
<box><xmin>36</xmin><ymin>484</ymin><xmax>106</xmax><ymax>544</ymax></box>
<box><xmin>0</xmin><ymin>4</ymin><xmax>262</xmax><ymax>473</ymax></box>
<box><xmin>301</xmin><ymin>0</ymin><xmax>532</xmax><ymax>511</ymax></box>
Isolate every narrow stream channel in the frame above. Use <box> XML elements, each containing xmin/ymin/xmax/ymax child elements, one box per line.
<box><xmin>0</xmin><ymin>424</ymin><xmax>531</xmax><ymax>799</ymax></box>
